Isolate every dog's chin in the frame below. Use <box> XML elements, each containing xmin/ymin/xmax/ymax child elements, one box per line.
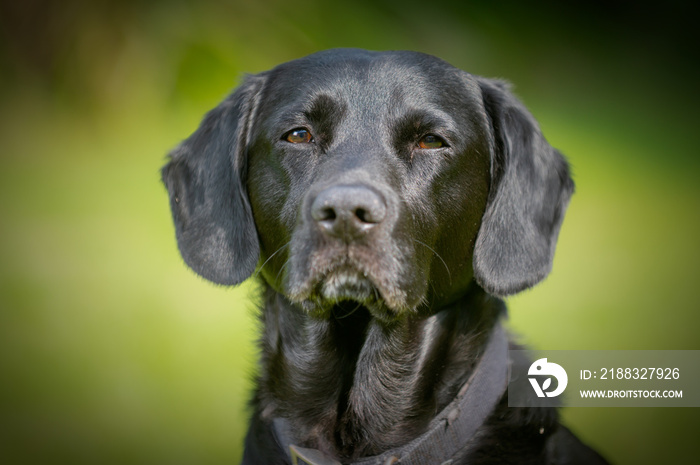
<box><xmin>321</xmin><ymin>270</ymin><xmax>375</xmax><ymax>303</ymax></box>
<box><xmin>291</xmin><ymin>268</ymin><xmax>410</xmax><ymax>322</ymax></box>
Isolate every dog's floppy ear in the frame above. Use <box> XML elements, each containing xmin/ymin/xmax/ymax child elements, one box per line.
<box><xmin>162</xmin><ymin>74</ymin><xmax>265</xmax><ymax>285</ymax></box>
<box><xmin>473</xmin><ymin>78</ymin><xmax>574</xmax><ymax>296</ymax></box>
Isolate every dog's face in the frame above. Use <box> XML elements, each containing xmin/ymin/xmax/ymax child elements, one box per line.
<box><xmin>163</xmin><ymin>49</ymin><xmax>573</xmax><ymax>322</ymax></box>
<box><xmin>248</xmin><ymin>51</ymin><xmax>491</xmax><ymax>320</ymax></box>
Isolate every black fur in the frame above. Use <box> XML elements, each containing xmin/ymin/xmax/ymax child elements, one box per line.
<box><xmin>163</xmin><ymin>49</ymin><xmax>607</xmax><ymax>464</ymax></box>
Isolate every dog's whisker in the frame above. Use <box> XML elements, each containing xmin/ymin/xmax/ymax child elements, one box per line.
<box><xmin>313</xmin><ymin>295</ymin><xmax>327</xmax><ymax>315</ymax></box>
<box><xmin>372</xmin><ymin>285</ymin><xmax>379</xmax><ymax>302</ymax></box>
<box><xmin>253</xmin><ymin>242</ymin><xmax>291</xmax><ymax>281</ymax></box>
<box><xmin>334</xmin><ymin>301</ymin><xmax>363</xmax><ymax>319</ymax></box>
<box><xmin>425</xmin><ymin>275</ymin><xmax>438</xmax><ymax>296</ymax></box>
<box><xmin>413</xmin><ymin>239</ymin><xmax>452</xmax><ymax>285</ymax></box>
<box><xmin>275</xmin><ymin>257</ymin><xmax>292</xmax><ymax>286</ymax></box>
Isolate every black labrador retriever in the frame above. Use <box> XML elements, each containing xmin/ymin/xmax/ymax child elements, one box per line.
<box><xmin>162</xmin><ymin>49</ymin><xmax>608</xmax><ymax>465</ymax></box>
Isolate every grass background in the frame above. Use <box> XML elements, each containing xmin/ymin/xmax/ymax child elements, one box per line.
<box><xmin>1</xmin><ymin>0</ymin><xmax>698</xmax><ymax>463</ymax></box>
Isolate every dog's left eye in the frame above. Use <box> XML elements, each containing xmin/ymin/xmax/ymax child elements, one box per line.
<box><xmin>418</xmin><ymin>134</ymin><xmax>447</xmax><ymax>149</ymax></box>
<box><xmin>283</xmin><ymin>128</ymin><xmax>314</xmax><ymax>144</ymax></box>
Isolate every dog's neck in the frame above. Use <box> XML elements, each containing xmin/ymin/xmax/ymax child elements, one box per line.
<box><xmin>254</xmin><ymin>283</ymin><xmax>505</xmax><ymax>460</ymax></box>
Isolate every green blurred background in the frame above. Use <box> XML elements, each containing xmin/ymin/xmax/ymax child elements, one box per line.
<box><xmin>1</xmin><ymin>0</ymin><xmax>698</xmax><ymax>463</ymax></box>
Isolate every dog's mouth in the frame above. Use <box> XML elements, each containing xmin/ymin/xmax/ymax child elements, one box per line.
<box><xmin>300</xmin><ymin>265</ymin><xmax>393</xmax><ymax>320</ymax></box>
<box><xmin>287</xmin><ymin>255</ymin><xmax>414</xmax><ymax>322</ymax></box>
<box><xmin>318</xmin><ymin>265</ymin><xmax>378</xmax><ymax>304</ymax></box>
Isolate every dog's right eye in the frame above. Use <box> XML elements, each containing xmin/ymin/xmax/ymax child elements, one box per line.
<box><xmin>417</xmin><ymin>134</ymin><xmax>447</xmax><ymax>149</ymax></box>
<box><xmin>283</xmin><ymin>128</ymin><xmax>314</xmax><ymax>144</ymax></box>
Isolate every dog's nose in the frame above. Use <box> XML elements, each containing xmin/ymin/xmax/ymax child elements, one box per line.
<box><xmin>311</xmin><ymin>185</ymin><xmax>387</xmax><ymax>239</ymax></box>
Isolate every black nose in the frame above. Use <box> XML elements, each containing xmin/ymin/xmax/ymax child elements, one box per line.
<box><xmin>311</xmin><ymin>185</ymin><xmax>387</xmax><ymax>240</ymax></box>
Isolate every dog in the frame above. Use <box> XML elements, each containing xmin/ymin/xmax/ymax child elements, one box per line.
<box><xmin>162</xmin><ymin>49</ymin><xmax>608</xmax><ymax>464</ymax></box>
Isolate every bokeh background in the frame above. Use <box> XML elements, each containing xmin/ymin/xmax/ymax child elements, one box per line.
<box><xmin>1</xmin><ymin>0</ymin><xmax>698</xmax><ymax>463</ymax></box>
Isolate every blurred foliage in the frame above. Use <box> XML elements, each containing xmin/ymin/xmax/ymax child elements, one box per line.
<box><xmin>1</xmin><ymin>0</ymin><xmax>698</xmax><ymax>464</ymax></box>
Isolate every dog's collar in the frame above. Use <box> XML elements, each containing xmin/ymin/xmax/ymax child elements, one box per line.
<box><xmin>273</xmin><ymin>321</ymin><xmax>510</xmax><ymax>465</ymax></box>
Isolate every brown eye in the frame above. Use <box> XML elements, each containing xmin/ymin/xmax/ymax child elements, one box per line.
<box><xmin>418</xmin><ymin>134</ymin><xmax>446</xmax><ymax>149</ymax></box>
<box><xmin>284</xmin><ymin>128</ymin><xmax>314</xmax><ymax>144</ymax></box>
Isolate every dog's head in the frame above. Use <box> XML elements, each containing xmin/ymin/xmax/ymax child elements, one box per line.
<box><xmin>163</xmin><ymin>49</ymin><xmax>573</xmax><ymax>322</ymax></box>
